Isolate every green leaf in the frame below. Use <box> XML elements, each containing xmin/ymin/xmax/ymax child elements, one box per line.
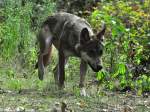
<box><xmin>118</xmin><ymin>63</ymin><xmax>126</xmax><ymax>75</ymax></box>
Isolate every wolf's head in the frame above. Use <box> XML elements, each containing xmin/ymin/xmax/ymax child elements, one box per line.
<box><xmin>78</xmin><ymin>24</ymin><xmax>106</xmax><ymax>72</ymax></box>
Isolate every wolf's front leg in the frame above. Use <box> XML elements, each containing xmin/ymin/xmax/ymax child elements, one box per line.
<box><xmin>79</xmin><ymin>60</ymin><xmax>88</xmax><ymax>96</ymax></box>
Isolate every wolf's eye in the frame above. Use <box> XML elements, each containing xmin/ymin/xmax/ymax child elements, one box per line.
<box><xmin>89</xmin><ymin>50</ymin><xmax>95</xmax><ymax>54</ymax></box>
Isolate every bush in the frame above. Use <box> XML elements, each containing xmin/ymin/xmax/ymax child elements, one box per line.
<box><xmin>89</xmin><ymin>0</ymin><xmax>150</xmax><ymax>93</ymax></box>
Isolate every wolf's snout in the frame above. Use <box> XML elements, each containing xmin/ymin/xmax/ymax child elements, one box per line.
<box><xmin>93</xmin><ymin>64</ymin><xmax>102</xmax><ymax>72</ymax></box>
<box><xmin>97</xmin><ymin>65</ymin><xmax>103</xmax><ymax>71</ymax></box>
<box><xmin>89</xmin><ymin>63</ymin><xmax>103</xmax><ymax>72</ymax></box>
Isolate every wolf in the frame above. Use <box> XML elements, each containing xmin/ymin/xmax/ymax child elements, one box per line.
<box><xmin>35</xmin><ymin>12</ymin><xmax>106</xmax><ymax>92</ymax></box>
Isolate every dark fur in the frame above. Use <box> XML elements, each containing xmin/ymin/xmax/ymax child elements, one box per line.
<box><xmin>36</xmin><ymin>12</ymin><xmax>106</xmax><ymax>88</ymax></box>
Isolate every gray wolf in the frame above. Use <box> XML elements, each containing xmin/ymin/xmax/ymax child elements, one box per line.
<box><xmin>35</xmin><ymin>12</ymin><xmax>106</xmax><ymax>90</ymax></box>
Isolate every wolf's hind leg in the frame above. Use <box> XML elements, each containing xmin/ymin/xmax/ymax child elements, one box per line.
<box><xmin>38</xmin><ymin>53</ymin><xmax>44</xmax><ymax>80</ymax></box>
<box><xmin>43</xmin><ymin>46</ymin><xmax>52</xmax><ymax>67</ymax></box>
<box><xmin>37</xmin><ymin>25</ymin><xmax>53</xmax><ymax>80</ymax></box>
<box><xmin>53</xmin><ymin>58</ymin><xmax>68</xmax><ymax>88</ymax></box>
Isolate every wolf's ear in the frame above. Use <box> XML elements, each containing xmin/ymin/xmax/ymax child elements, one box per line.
<box><xmin>80</xmin><ymin>28</ymin><xmax>90</xmax><ymax>44</ymax></box>
<box><xmin>97</xmin><ymin>24</ymin><xmax>106</xmax><ymax>41</ymax></box>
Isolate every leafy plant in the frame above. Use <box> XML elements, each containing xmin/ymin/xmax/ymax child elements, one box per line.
<box><xmin>89</xmin><ymin>0</ymin><xmax>150</xmax><ymax>93</ymax></box>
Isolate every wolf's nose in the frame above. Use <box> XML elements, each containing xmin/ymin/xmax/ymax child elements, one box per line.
<box><xmin>97</xmin><ymin>65</ymin><xmax>103</xmax><ymax>70</ymax></box>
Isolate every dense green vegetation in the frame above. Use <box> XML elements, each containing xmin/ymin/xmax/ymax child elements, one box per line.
<box><xmin>89</xmin><ymin>0</ymin><xmax>150</xmax><ymax>94</ymax></box>
<box><xmin>0</xmin><ymin>0</ymin><xmax>149</xmax><ymax>111</ymax></box>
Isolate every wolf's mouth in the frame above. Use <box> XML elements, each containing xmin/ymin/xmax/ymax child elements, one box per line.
<box><xmin>88</xmin><ymin>63</ymin><xmax>102</xmax><ymax>72</ymax></box>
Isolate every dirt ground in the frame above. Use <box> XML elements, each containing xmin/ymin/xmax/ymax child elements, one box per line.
<box><xmin>0</xmin><ymin>71</ymin><xmax>149</xmax><ymax>112</ymax></box>
<box><xmin>0</xmin><ymin>89</ymin><xmax>150</xmax><ymax>112</ymax></box>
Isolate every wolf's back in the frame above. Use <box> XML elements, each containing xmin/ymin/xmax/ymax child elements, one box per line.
<box><xmin>41</xmin><ymin>12</ymin><xmax>94</xmax><ymax>45</ymax></box>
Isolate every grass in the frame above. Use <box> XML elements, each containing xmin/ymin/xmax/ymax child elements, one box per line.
<box><xmin>0</xmin><ymin>55</ymin><xmax>150</xmax><ymax>112</ymax></box>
